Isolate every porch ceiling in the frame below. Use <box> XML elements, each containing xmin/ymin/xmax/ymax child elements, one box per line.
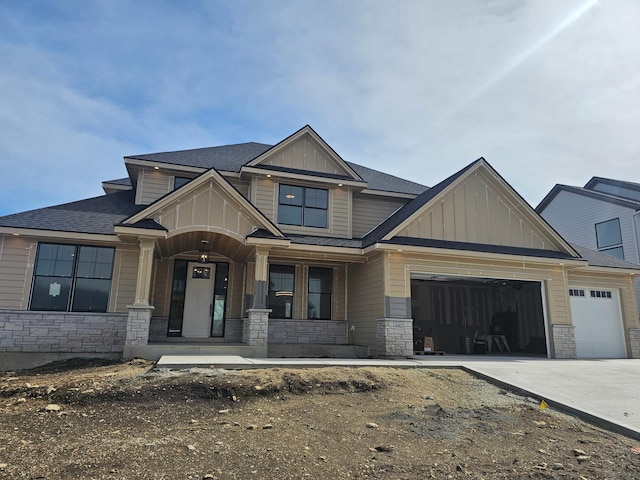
<box><xmin>157</xmin><ymin>231</ymin><xmax>253</xmax><ymax>262</ymax></box>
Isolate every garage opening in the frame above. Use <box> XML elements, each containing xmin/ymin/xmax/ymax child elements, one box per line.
<box><xmin>410</xmin><ymin>275</ymin><xmax>548</xmax><ymax>356</ymax></box>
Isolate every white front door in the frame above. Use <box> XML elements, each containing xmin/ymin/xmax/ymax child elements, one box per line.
<box><xmin>570</xmin><ymin>288</ymin><xmax>627</xmax><ymax>358</ymax></box>
<box><xmin>182</xmin><ymin>262</ymin><xmax>215</xmax><ymax>338</ymax></box>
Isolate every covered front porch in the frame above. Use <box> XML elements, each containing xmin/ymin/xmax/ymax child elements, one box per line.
<box><xmin>118</xmin><ymin>228</ymin><xmax>370</xmax><ymax>359</ymax></box>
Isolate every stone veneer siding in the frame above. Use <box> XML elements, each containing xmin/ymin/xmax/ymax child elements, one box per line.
<box><xmin>243</xmin><ymin>309</ymin><xmax>269</xmax><ymax>346</ymax></box>
<box><xmin>268</xmin><ymin>319</ymin><xmax>347</xmax><ymax>344</ymax></box>
<box><xmin>376</xmin><ymin>317</ymin><xmax>413</xmax><ymax>358</ymax></box>
<box><xmin>149</xmin><ymin>316</ymin><xmax>169</xmax><ymax>342</ymax></box>
<box><xmin>225</xmin><ymin>318</ymin><xmax>243</xmax><ymax>342</ymax></box>
<box><xmin>0</xmin><ymin>310</ymin><xmax>127</xmax><ymax>353</ymax></box>
<box><xmin>552</xmin><ymin>324</ymin><xmax>577</xmax><ymax>359</ymax></box>
<box><xmin>629</xmin><ymin>328</ymin><xmax>640</xmax><ymax>359</ymax></box>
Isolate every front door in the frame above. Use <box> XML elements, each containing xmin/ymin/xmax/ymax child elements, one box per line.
<box><xmin>182</xmin><ymin>262</ymin><xmax>215</xmax><ymax>337</ymax></box>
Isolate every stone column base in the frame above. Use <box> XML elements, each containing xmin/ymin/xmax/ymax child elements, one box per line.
<box><xmin>552</xmin><ymin>324</ymin><xmax>576</xmax><ymax>359</ymax></box>
<box><xmin>376</xmin><ymin>317</ymin><xmax>413</xmax><ymax>358</ymax></box>
<box><xmin>628</xmin><ymin>328</ymin><xmax>640</xmax><ymax>359</ymax></box>
<box><xmin>123</xmin><ymin>304</ymin><xmax>154</xmax><ymax>359</ymax></box>
<box><xmin>243</xmin><ymin>309</ymin><xmax>271</xmax><ymax>347</ymax></box>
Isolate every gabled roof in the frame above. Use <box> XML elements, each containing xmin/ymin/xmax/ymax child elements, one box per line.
<box><xmin>536</xmin><ymin>184</ymin><xmax>640</xmax><ymax>213</ymax></box>
<box><xmin>0</xmin><ymin>190</ymin><xmax>144</xmax><ymax>235</ymax></box>
<box><xmin>362</xmin><ymin>159</ymin><xmax>480</xmax><ymax>246</ymax></box>
<box><xmin>123</xmin><ymin>128</ymin><xmax>428</xmax><ymax>196</ymax></box>
<box><xmin>122</xmin><ymin>167</ymin><xmax>283</xmax><ymax>238</ymax></box>
<box><xmin>363</xmin><ymin>157</ymin><xmax>579</xmax><ymax>258</ymax></box>
<box><xmin>244</xmin><ymin>125</ymin><xmax>364</xmax><ymax>182</ymax></box>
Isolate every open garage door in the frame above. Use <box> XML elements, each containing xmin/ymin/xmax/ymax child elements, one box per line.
<box><xmin>570</xmin><ymin>288</ymin><xmax>627</xmax><ymax>358</ymax></box>
<box><xmin>411</xmin><ymin>275</ymin><xmax>548</xmax><ymax>356</ymax></box>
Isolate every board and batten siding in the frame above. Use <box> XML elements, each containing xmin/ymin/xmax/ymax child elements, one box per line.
<box><xmin>352</xmin><ymin>194</ymin><xmax>407</xmax><ymax>238</ymax></box>
<box><xmin>399</xmin><ymin>169</ymin><xmax>564</xmax><ymax>251</ymax></box>
<box><xmin>256</xmin><ymin>134</ymin><xmax>354</xmax><ymax>177</ymax></box>
<box><xmin>0</xmin><ymin>235</ymin><xmax>37</xmax><ymax>310</ymax></box>
<box><xmin>347</xmin><ymin>253</ymin><xmax>385</xmax><ymax>348</ymax></box>
<box><xmin>136</xmin><ymin>169</ymin><xmax>172</xmax><ymax>205</ymax></box>
<box><xmin>385</xmin><ymin>252</ymin><xmax>572</xmax><ymax>328</ymax></box>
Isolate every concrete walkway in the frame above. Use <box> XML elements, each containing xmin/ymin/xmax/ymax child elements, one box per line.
<box><xmin>155</xmin><ymin>354</ymin><xmax>640</xmax><ymax>440</ymax></box>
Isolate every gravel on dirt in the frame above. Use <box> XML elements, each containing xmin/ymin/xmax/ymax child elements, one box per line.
<box><xmin>1</xmin><ymin>358</ymin><xmax>639</xmax><ymax>479</ymax></box>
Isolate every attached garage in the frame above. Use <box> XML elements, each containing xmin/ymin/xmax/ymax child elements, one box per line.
<box><xmin>569</xmin><ymin>287</ymin><xmax>627</xmax><ymax>358</ymax></box>
<box><xmin>410</xmin><ymin>275</ymin><xmax>548</xmax><ymax>356</ymax></box>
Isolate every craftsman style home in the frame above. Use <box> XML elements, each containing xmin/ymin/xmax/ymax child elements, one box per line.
<box><xmin>1</xmin><ymin>126</ymin><xmax>639</xmax><ymax>368</ymax></box>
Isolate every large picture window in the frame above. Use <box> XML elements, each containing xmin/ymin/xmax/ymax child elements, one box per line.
<box><xmin>30</xmin><ymin>243</ymin><xmax>115</xmax><ymax>312</ymax></box>
<box><xmin>268</xmin><ymin>265</ymin><xmax>295</xmax><ymax>319</ymax></box>
<box><xmin>278</xmin><ymin>184</ymin><xmax>328</xmax><ymax>228</ymax></box>
<box><xmin>308</xmin><ymin>267</ymin><xmax>333</xmax><ymax>320</ymax></box>
<box><xmin>595</xmin><ymin>218</ymin><xmax>624</xmax><ymax>259</ymax></box>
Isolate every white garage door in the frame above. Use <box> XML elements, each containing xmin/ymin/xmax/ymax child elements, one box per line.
<box><xmin>569</xmin><ymin>288</ymin><xmax>627</xmax><ymax>358</ymax></box>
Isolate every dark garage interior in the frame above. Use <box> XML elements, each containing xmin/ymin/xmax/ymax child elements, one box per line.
<box><xmin>410</xmin><ymin>276</ymin><xmax>548</xmax><ymax>356</ymax></box>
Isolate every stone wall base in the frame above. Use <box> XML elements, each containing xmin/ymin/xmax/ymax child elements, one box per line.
<box><xmin>552</xmin><ymin>324</ymin><xmax>577</xmax><ymax>359</ymax></box>
<box><xmin>376</xmin><ymin>317</ymin><xmax>413</xmax><ymax>358</ymax></box>
<box><xmin>269</xmin><ymin>319</ymin><xmax>347</xmax><ymax>344</ymax></box>
<box><xmin>243</xmin><ymin>309</ymin><xmax>270</xmax><ymax>347</ymax></box>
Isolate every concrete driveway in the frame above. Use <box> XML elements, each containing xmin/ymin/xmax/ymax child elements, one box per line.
<box><xmin>156</xmin><ymin>354</ymin><xmax>640</xmax><ymax>440</ymax></box>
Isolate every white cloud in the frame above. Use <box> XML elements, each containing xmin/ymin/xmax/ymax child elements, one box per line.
<box><xmin>0</xmin><ymin>0</ymin><xmax>639</xmax><ymax>216</ymax></box>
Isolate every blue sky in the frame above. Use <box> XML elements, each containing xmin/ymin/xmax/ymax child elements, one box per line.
<box><xmin>1</xmin><ymin>0</ymin><xmax>639</xmax><ymax>216</ymax></box>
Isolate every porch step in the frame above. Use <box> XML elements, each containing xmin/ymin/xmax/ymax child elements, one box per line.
<box><xmin>126</xmin><ymin>343</ymin><xmax>266</xmax><ymax>361</ymax></box>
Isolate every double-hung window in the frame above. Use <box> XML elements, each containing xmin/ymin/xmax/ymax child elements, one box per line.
<box><xmin>30</xmin><ymin>243</ymin><xmax>115</xmax><ymax>312</ymax></box>
<box><xmin>595</xmin><ymin>218</ymin><xmax>624</xmax><ymax>259</ymax></box>
<box><xmin>268</xmin><ymin>265</ymin><xmax>295</xmax><ymax>319</ymax></box>
<box><xmin>278</xmin><ymin>184</ymin><xmax>328</xmax><ymax>228</ymax></box>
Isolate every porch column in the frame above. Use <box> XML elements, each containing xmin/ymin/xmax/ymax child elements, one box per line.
<box><xmin>124</xmin><ymin>239</ymin><xmax>156</xmax><ymax>356</ymax></box>
<box><xmin>244</xmin><ymin>246</ymin><xmax>271</xmax><ymax>347</ymax></box>
<box><xmin>376</xmin><ymin>292</ymin><xmax>414</xmax><ymax>358</ymax></box>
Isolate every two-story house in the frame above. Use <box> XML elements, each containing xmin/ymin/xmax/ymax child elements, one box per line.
<box><xmin>537</xmin><ymin>177</ymin><xmax>640</xmax><ymax>344</ymax></box>
<box><xmin>1</xmin><ymin>126</ymin><xmax>639</xmax><ymax>368</ymax></box>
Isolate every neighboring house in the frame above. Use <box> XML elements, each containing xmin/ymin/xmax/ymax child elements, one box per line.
<box><xmin>537</xmin><ymin>177</ymin><xmax>640</xmax><ymax>317</ymax></box>
<box><xmin>1</xmin><ymin>126</ymin><xmax>639</xmax><ymax>369</ymax></box>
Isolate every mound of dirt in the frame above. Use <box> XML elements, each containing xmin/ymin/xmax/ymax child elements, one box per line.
<box><xmin>1</xmin><ymin>359</ymin><xmax>639</xmax><ymax>479</ymax></box>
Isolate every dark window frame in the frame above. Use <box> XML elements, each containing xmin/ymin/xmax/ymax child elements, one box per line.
<box><xmin>307</xmin><ymin>267</ymin><xmax>333</xmax><ymax>320</ymax></box>
<box><xmin>174</xmin><ymin>176</ymin><xmax>191</xmax><ymax>190</ymax></box>
<box><xmin>595</xmin><ymin>218</ymin><xmax>624</xmax><ymax>259</ymax></box>
<box><xmin>267</xmin><ymin>264</ymin><xmax>295</xmax><ymax>319</ymax></box>
<box><xmin>30</xmin><ymin>243</ymin><xmax>115</xmax><ymax>313</ymax></box>
<box><xmin>278</xmin><ymin>184</ymin><xmax>328</xmax><ymax>228</ymax></box>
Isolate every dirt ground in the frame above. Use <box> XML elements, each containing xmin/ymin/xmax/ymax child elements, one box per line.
<box><xmin>1</xmin><ymin>359</ymin><xmax>639</xmax><ymax>479</ymax></box>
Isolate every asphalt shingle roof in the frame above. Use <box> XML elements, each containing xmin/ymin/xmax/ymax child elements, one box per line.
<box><xmin>126</xmin><ymin>143</ymin><xmax>428</xmax><ymax>196</ymax></box>
<box><xmin>569</xmin><ymin>243</ymin><xmax>640</xmax><ymax>270</ymax></box>
<box><xmin>385</xmin><ymin>237</ymin><xmax>578</xmax><ymax>261</ymax></box>
<box><xmin>0</xmin><ymin>191</ymin><xmax>144</xmax><ymax>235</ymax></box>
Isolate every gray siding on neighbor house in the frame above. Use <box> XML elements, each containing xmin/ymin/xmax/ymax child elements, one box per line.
<box><xmin>540</xmin><ymin>189</ymin><xmax>640</xmax><ymax>309</ymax></box>
<box><xmin>591</xmin><ymin>183</ymin><xmax>640</xmax><ymax>202</ymax></box>
<box><xmin>540</xmin><ymin>190</ymin><xmax>639</xmax><ymax>264</ymax></box>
